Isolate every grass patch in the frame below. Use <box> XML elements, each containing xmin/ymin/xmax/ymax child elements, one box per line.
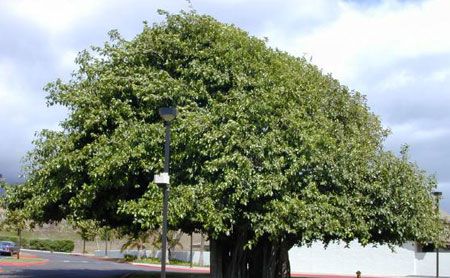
<box><xmin>0</xmin><ymin>257</ymin><xmax>45</xmax><ymax>263</ymax></box>
<box><xmin>0</xmin><ymin>256</ymin><xmax>43</xmax><ymax>263</ymax></box>
<box><xmin>134</xmin><ymin>257</ymin><xmax>202</xmax><ymax>267</ymax></box>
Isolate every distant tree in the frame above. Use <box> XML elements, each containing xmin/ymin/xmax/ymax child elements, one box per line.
<box><xmin>7</xmin><ymin>11</ymin><xmax>444</xmax><ymax>277</ymax></box>
<box><xmin>0</xmin><ymin>174</ymin><xmax>6</xmax><ymax>193</ymax></box>
<box><xmin>0</xmin><ymin>209</ymin><xmax>31</xmax><ymax>259</ymax></box>
<box><xmin>1</xmin><ymin>184</ymin><xmax>35</xmax><ymax>259</ymax></box>
<box><xmin>98</xmin><ymin>226</ymin><xmax>117</xmax><ymax>257</ymax></box>
<box><xmin>120</xmin><ymin>230</ymin><xmax>153</xmax><ymax>260</ymax></box>
<box><xmin>151</xmin><ymin>229</ymin><xmax>183</xmax><ymax>262</ymax></box>
<box><xmin>71</xmin><ymin>219</ymin><xmax>98</xmax><ymax>253</ymax></box>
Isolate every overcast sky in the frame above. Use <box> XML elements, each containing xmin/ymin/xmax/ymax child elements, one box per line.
<box><xmin>0</xmin><ymin>0</ymin><xmax>449</xmax><ymax>212</ymax></box>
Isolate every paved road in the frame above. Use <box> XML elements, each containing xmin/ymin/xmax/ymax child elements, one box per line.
<box><xmin>0</xmin><ymin>251</ymin><xmax>206</xmax><ymax>278</ymax></box>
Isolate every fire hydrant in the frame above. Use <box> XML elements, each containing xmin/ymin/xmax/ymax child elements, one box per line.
<box><xmin>356</xmin><ymin>271</ymin><xmax>361</xmax><ymax>278</ymax></box>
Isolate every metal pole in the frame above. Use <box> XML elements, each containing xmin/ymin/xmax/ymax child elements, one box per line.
<box><xmin>436</xmin><ymin>195</ymin><xmax>440</xmax><ymax>278</ymax></box>
<box><xmin>164</xmin><ymin>121</ymin><xmax>170</xmax><ymax>173</ymax></box>
<box><xmin>161</xmin><ymin>121</ymin><xmax>171</xmax><ymax>278</ymax></box>
<box><xmin>436</xmin><ymin>246</ymin><xmax>439</xmax><ymax>278</ymax></box>
<box><xmin>432</xmin><ymin>191</ymin><xmax>442</xmax><ymax>278</ymax></box>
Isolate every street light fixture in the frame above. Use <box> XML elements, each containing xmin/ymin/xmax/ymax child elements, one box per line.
<box><xmin>155</xmin><ymin>107</ymin><xmax>177</xmax><ymax>278</ymax></box>
<box><xmin>432</xmin><ymin>191</ymin><xmax>442</xmax><ymax>278</ymax></box>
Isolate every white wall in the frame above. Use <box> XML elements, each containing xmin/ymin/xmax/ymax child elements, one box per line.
<box><xmin>289</xmin><ymin>241</ymin><xmax>417</xmax><ymax>276</ymax></box>
<box><xmin>415</xmin><ymin>251</ymin><xmax>450</xmax><ymax>276</ymax></box>
<box><xmin>170</xmin><ymin>251</ymin><xmax>210</xmax><ymax>266</ymax></box>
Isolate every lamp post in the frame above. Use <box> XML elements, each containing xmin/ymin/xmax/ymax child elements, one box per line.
<box><xmin>156</xmin><ymin>107</ymin><xmax>177</xmax><ymax>278</ymax></box>
<box><xmin>432</xmin><ymin>191</ymin><xmax>442</xmax><ymax>278</ymax></box>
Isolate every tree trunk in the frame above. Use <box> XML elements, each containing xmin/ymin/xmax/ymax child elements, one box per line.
<box><xmin>17</xmin><ymin>229</ymin><xmax>21</xmax><ymax>260</ymax></box>
<box><xmin>104</xmin><ymin>232</ymin><xmax>108</xmax><ymax>257</ymax></box>
<box><xmin>210</xmin><ymin>233</ymin><xmax>292</xmax><ymax>278</ymax></box>
<box><xmin>83</xmin><ymin>239</ymin><xmax>86</xmax><ymax>254</ymax></box>
<box><xmin>249</xmin><ymin>236</ymin><xmax>291</xmax><ymax>278</ymax></box>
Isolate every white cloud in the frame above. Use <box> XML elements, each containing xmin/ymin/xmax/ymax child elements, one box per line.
<box><xmin>428</xmin><ymin>68</ymin><xmax>450</xmax><ymax>82</ymax></box>
<box><xmin>389</xmin><ymin>122</ymin><xmax>450</xmax><ymax>142</ymax></box>
<box><xmin>263</xmin><ymin>0</ymin><xmax>450</xmax><ymax>83</ymax></box>
<box><xmin>2</xmin><ymin>0</ymin><xmax>106</xmax><ymax>34</ymax></box>
<box><xmin>58</xmin><ymin>49</ymin><xmax>78</xmax><ymax>73</ymax></box>
<box><xmin>378</xmin><ymin>70</ymin><xmax>415</xmax><ymax>91</ymax></box>
<box><xmin>0</xmin><ymin>60</ymin><xmax>27</xmax><ymax>109</ymax></box>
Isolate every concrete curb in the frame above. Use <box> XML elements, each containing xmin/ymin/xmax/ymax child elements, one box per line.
<box><xmin>130</xmin><ymin>262</ymin><xmax>209</xmax><ymax>273</ymax></box>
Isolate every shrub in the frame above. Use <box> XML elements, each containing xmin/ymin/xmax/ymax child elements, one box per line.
<box><xmin>54</xmin><ymin>240</ymin><xmax>75</xmax><ymax>252</ymax></box>
<box><xmin>28</xmin><ymin>239</ymin><xmax>74</xmax><ymax>252</ymax></box>
<box><xmin>0</xmin><ymin>236</ymin><xmax>18</xmax><ymax>243</ymax></box>
<box><xmin>124</xmin><ymin>254</ymin><xmax>137</xmax><ymax>261</ymax></box>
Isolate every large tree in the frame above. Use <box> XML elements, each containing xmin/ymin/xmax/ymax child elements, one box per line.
<box><xmin>7</xmin><ymin>11</ymin><xmax>443</xmax><ymax>277</ymax></box>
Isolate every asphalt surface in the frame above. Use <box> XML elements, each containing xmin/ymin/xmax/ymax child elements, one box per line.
<box><xmin>0</xmin><ymin>251</ymin><xmax>206</xmax><ymax>278</ymax></box>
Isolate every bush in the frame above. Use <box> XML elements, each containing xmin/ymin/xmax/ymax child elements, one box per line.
<box><xmin>28</xmin><ymin>239</ymin><xmax>74</xmax><ymax>252</ymax></box>
<box><xmin>124</xmin><ymin>254</ymin><xmax>137</xmax><ymax>261</ymax></box>
<box><xmin>53</xmin><ymin>240</ymin><xmax>75</xmax><ymax>252</ymax></box>
<box><xmin>0</xmin><ymin>236</ymin><xmax>18</xmax><ymax>243</ymax></box>
<box><xmin>29</xmin><ymin>239</ymin><xmax>51</xmax><ymax>250</ymax></box>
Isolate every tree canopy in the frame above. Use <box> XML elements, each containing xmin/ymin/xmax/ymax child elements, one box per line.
<box><xmin>6</xmin><ymin>11</ymin><xmax>443</xmax><ymax>277</ymax></box>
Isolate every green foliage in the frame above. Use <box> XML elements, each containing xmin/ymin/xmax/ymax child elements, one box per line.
<box><xmin>151</xmin><ymin>230</ymin><xmax>183</xmax><ymax>251</ymax></box>
<box><xmin>0</xmin><ymin>236</ymin><xmax>73</xmax><ymax>252</ymax></box>
<box><xmin>123</xmin><ymin>254</ymin><xmax>137</xmax><ymax>261</ymax></box>
<box><xmin>71</xmin><ymin>219</ymin><xmax>99</xmax><ymax>241</ymax></box>
<box><xmin>8</xmin><ymin>10</ymin><xmax>443</xmax><ymax>252</ymax></box>
<box><xmin>1</xmin><ymin>185</ymin><xmax>35</xmax><ymax>258</ymax></box>
<box><xmin>28</xmin><ymin>239</ymin><xmax>75</xmax><ymax>252</ymax></box>
<box><xmin>121</xmin><ymin>230</ymin><xmax>153</xmax><ymax>259</ymax></box>
<box><xmin>28</xmin><ymin>239</ymin><xmax>53</xmax><ymax>251</ymax></box>
<box><xmin>56</xmin><ymin>240</ymin><xmax>75</xmax><ymax>252</ymax></box>
<box><xmin>98</xmin><ymin>226</ymin><xmax>117</xmax><ymax>241</ymax></box>
<box><xmin>135</xmin><ymin>256</ymin><xmax>197</xmax><ymax>267</ymax></box>
<box><xmin>0</xmin><ymin>209</ymin><xmax>30</xmax><ymax>233</ymax></box>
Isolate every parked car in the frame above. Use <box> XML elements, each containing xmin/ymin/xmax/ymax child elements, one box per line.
<box><xmin>0</xmin><ymin>241</ymin><xmax>19</xmax><ymax>256</ymax></box>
